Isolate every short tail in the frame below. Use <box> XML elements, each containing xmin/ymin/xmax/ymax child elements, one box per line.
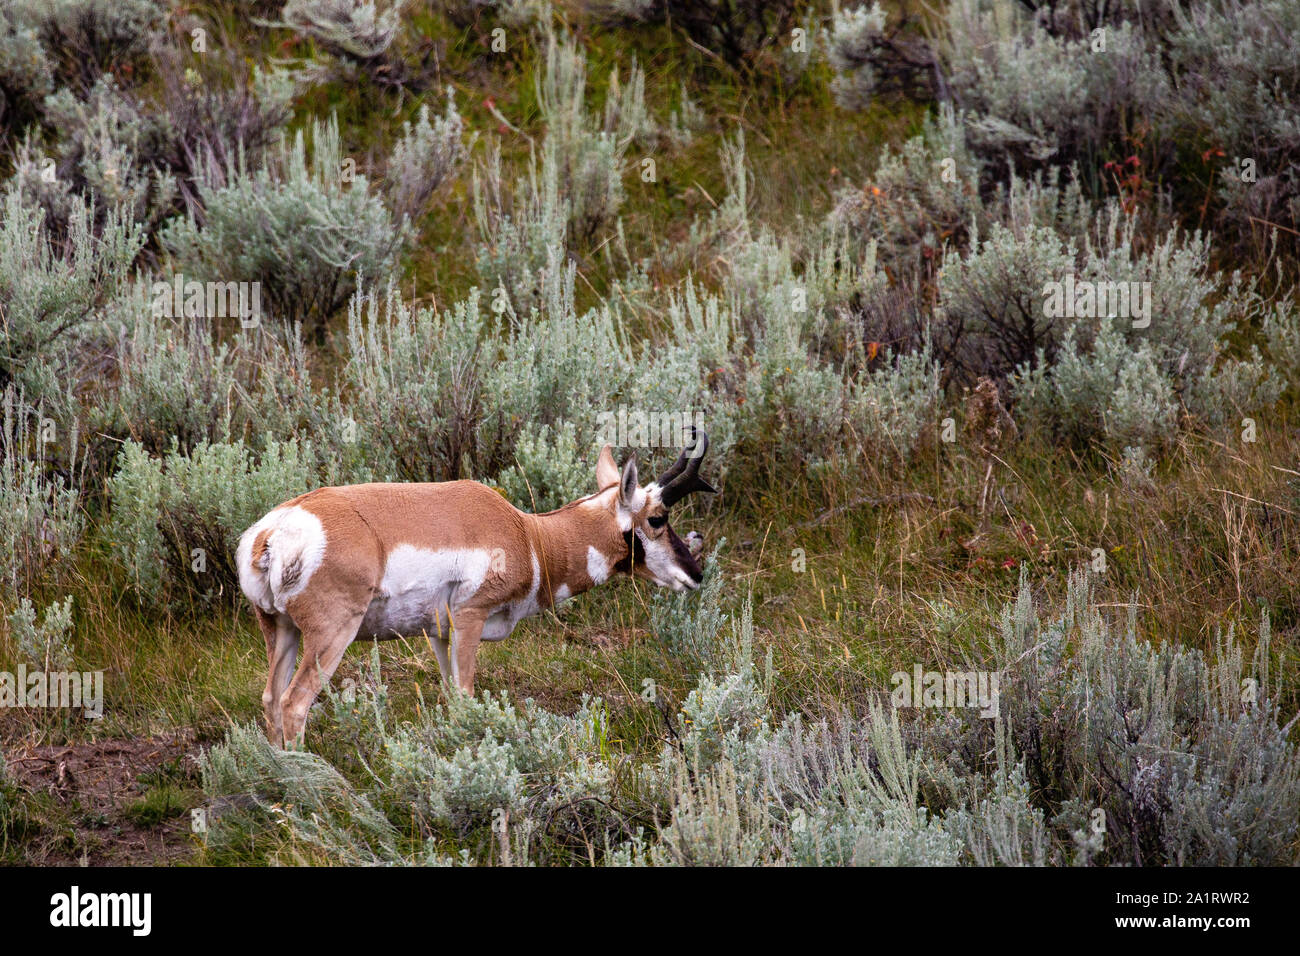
<box><xmin>236</xmin><ymin>506</ymin><xmax>326</xmax><ymax>614</ymax></box>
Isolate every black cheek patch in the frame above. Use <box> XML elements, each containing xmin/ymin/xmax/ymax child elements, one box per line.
<box><xmin>613</xmin><ymin>529</ymin><xmax>645</xmax><ymax>574</ymax></box>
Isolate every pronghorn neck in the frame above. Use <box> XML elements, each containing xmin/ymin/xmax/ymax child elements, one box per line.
<box><xmin>526</xmin><ymin>485</ymin><xmax>628</xmax><ymax>604</ymax></box>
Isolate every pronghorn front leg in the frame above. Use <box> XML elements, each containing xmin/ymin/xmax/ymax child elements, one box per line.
<box><xmin>279</xmin><ymin>606</ymin><xmax>366</xmax><ymax>748</ymax></box>
<box><xmin>429</xmin><ymin>632</ymin><xmax>453</xmax><ymax>690</ymax></box>
<box><xmin>450</xmin><ymin>611</ymin><xmax>486</xmax><ymax>695</ymax></box>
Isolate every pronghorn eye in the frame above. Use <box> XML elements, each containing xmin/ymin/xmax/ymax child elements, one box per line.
<box><xmin>647</xmin><ymin>513</ymin><xmax>667</xmax><ymax>529</ymax></box>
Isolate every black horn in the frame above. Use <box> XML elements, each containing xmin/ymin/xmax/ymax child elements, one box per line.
<box><xmin>658</xmin><ymin>427</ymin><xmax>717</xmax><ymax>508</ymax></box>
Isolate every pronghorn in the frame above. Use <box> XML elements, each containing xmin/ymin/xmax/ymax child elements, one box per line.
<box><xmin>236</xmin><ymin>430</ymin><xmax>717</xmax><ymax>747</ymax></box>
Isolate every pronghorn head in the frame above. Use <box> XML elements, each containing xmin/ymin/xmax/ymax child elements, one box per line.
<box><xmin>597</xmin><ymin>428</ymin><xmax>717</xmax><ymax>592</ymax></box>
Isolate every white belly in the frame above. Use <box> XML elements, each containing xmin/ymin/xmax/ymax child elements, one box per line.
<box><xmin>355</xmin><ymin>544</ymin><xmax>541</xmax><ymax>643</ymax></box>
<box><xmin>357</xmin><ymin>545</ymin><xmax>492</xmax><ymax>640</ymax></box>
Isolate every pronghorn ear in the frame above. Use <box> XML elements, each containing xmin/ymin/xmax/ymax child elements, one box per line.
<box><xmin>596</xmin><ymin>444</ymin><xmax>619</xmax><ymax>490</ymax></box>
<box><xmin>618</xmin><ymin>455</ymin><xmax>639</xmax><ymax>509</ymax></box>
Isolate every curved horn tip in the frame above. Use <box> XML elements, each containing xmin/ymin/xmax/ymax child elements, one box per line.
<box><xmin>687</xmin><ymin>428</ymin><xmax>709</xmax><ymax>458</ymax></box>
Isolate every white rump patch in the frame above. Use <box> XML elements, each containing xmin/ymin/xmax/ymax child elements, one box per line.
<box><xmin>587</xmin><ymin>546</ymin><xmax>611</xmax><ymax>585</ymax></box>
<box><xmin>237</xmin><ymin>506</ymin><xmax>327</xmax><ymax>614</ymax></box>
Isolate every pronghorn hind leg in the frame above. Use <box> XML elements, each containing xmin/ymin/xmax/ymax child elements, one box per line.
<box><xmin>279</xmin><ymin>606</ymin><xmax>366</xmax><ymax>748</ymax></box>
<box><xmin>256</xmin><ymin>609</ymin><xmax>300</xmax><ymax>747</ymax></box>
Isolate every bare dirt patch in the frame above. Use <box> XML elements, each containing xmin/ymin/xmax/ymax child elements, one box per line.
<box><xmin>3</xmin><ymin>731</ymin><xmax>203</xmax><ymax>866</ymax></box>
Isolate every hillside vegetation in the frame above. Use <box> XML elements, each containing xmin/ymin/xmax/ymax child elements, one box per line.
<box><xmin>1</xmin><ymin>0</ymin><xmax>1299</xmax><ymax>865</ymax></box>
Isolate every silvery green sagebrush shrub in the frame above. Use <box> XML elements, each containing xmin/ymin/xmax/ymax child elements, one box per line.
<box><xmin>953</xmin><ymin>568</ymin><xmax>1300</xmax><ymax>865</ymax></box>
<box><xmin>790</xmin><ymin>804</ymin><xmax>962</xmax><ymax>867</ymax></box>
<box><xmin>383</xmin><ymin>689</ymin><xmax>613</xmax><ymax>833</ymax></box>
<box><xmin>944</xmin><ymin>726</ymin><xmax>1049</xmax><ymax>866</ymax></box>
<box><xmin>941</xmin><ymin>1</ymin><xmax>1173</xmax><ymax>172</ymax></box>
<box><xmin>1013</xmin><ymin>319</ymin><xmax>1179</xmax><ymax>452</ymax></box>
<box><xmin>162</xmin><ymin>114</ymin><xmax>405</xmax><ymax>335</ymax></box>
<box><xmin>1262</xmin><ymin>297</ymin><xmax>1300</xmax><ymax>393</ymax></box>
<box><xmin>827</xmin><ymin>2</ymin><xmax>889</xmax><ymax>111</ymax></box>
<box><xmin>385</xmin><ymin>89</ymin><xmax>470</xmax><ymax>227</ymax></box>
<box><xmin>13</xmin><ymin>55</ymin><xmax>295</xmax><ymax>240</ymax></box>
<box><xmin>472</xmin><ymin>140</ymin><xmax>569</xmax><ymax>316</ymax></box>
<box><xmin>29</xmin><ymin>78</ymin><xmax>179</xmax><ymax>237</ymax></box>
<box><xmin>930</xmin><ymin>197</ymin><xmax>1281</xmax><ymax>446</ymax></box>
<box><xmin>702</xmin><ymin>147</ymin><xmax>941</xmax><ymax>471</ymax></box>
<box><xmin>676</xmin><ymin>130</ymin><xmax>752</xmax><ymax>273</ymax></box>
<box><xmin>1161</xmin><ymin>704</ymin><xmax>1300</xmax><ymax>866</ymax></box>
<box><xmin>407</xmin><ymin>731</ymin><xmax>529</xmax><ymax>828</ymax></box>
<box><xmin>280</xmin><ymin>0</ymin><xmax>405</xmax><ymax>62</ymax></box>
<box><xmin>650</xmin><ymin>541</ymin><xmax>730</xmax><ymax>672</ymax></box>
<box><xmin>0</xmin><ymin>389</ymin><xmax>84</xmax><ymax>601</ymax></box>
<box><xmin>847</xmin><ymin>340</ymin><xmax>941</xmax><ymax>464</ymax></box>
<box><xmin>625</xmin><ymin>279</ymin><xmax>741</xmax><ymax>469</ymax></box>
<box><xmin>828</xmin><ymin>1</ymin><xmax>938</xmax><ymax>112</ymax></box>
<box><xmin>1167</xmin><ymin>0</ymin><xmax>1300</xmax><ymax>255</ymax></box>
<box><xmin>645</xmin><ymin>658</ymin><xmax>970</xmax><ymax>866</ymax></box>
<box><xmin>738</xmin><ymin>332</ymin><xmax>938</xmax><ymax>471</ymax></box>
<box><xmin>203</xmin><ymin>675</ymin><xmax>618</xmax><ymax>862</ymax></box>
<box><xmin>0</xmin><ymin>7</ymin><xmax>52</xmax><ymax>138</ymax></box>
<box><xmin>484</xmin><ymin>259</ymin><xmax>632</xmax><ymax>468</ymax></box>
<box><xmin>105</xmin><ymin>436</ymin><xmax>332</xmax><ymax>608</ymax></box>
<box><xmin>665</xmin><ymin>596</ymin><xmax>772</xmax><ymax>775</ymax></box>
<box><xmin>834</xmin><ymin>0</ymin><xmax>1298</xmax><ymax>259</ymax></box>
<box><xmin>496</xmin><ymin>419</ymin><xmax>591</xmax><ymax>512</ymax></box>
<box><xmin>199</xmin><ymin>721</ymin><xmax>401</xmax><ymax>864</ymax></box>
<box><xmin>16</xmin><ymin>0</ymin><xmax>164</xmax><ymax>88</ymax></box>
<box><xmin>338</xmin><ymin>285</ymin><xmax>507</xmax><ymax>483</ymax></box>
<box><xmin>727</xmin><ymin>227</ymin><xmax>885</xmax><ymax>362</ymax></box>
<box><xmin>143</xmin><ymin>49</ymin><xmax>297</xmax><ymax>215</ymax></box>
<box><xmin>933</xmin><ymin>219</ymin><xmax>1077</xmax><ymax>383</ymax></box>
<box><xmin>665</xmin><ymin>82</ymin><xmax>707</xmax><ymax>150</ymax></box>
<box><xmin>649</xmin><ymin>760</ymin><xmax>771</xmax><ymax>866</ymax></box>
<box><xmin>529</xmin><ymin>22</ymin><xmax>648</xmax><ymax>244</ymax></box>
<box><xmin>0</xmin><ymin>185</ymin><xmax>142</xmax><ymax>419</ymax></box>
<box><xmin>828</xmin><ymin>105</ymin><xmax>985</xmax><ymax>273</ymax></box>
<box><xmin>92</xmin><ymin>283</ymin><xmax>319</xmax><ymax>456</ymax></box>
<box><xmin>6</xmin><ymin>595</ymin><xmax>75</xmax><ymax>672</ymax></box>
<box><xmin>319</xmin><ymin>645</ymin><xmax>390</xmax><ymax>762</ymax></box>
